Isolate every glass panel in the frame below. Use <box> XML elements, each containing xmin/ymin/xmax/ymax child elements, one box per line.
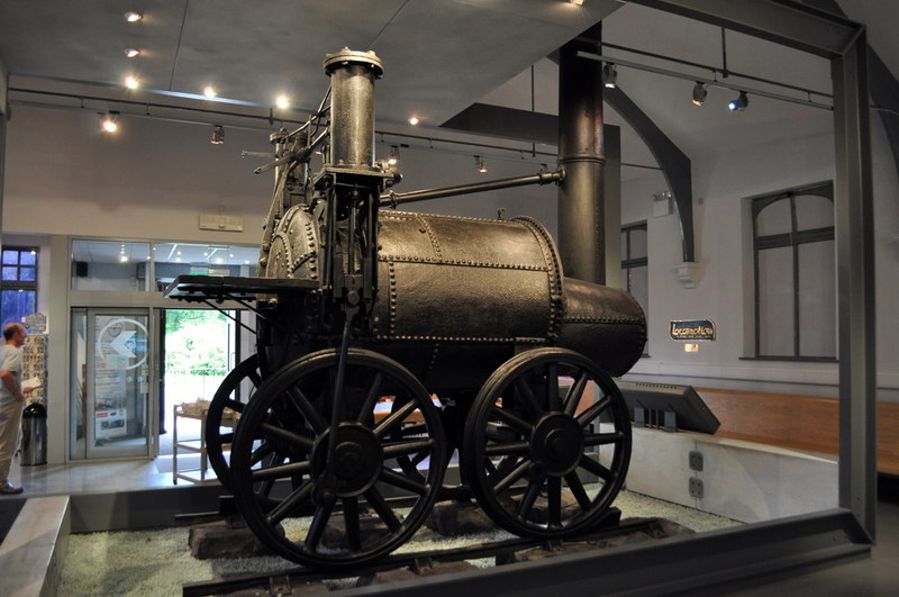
<box><xmin>154</xmin><ymin>242</ymin><xmax>258</xmax><ymax>291</ymax></box>
<box><xmin>629</xmin><ymin>227</ymin><xmax>647</xmax><ymax>260</ymax></box>
<box><xmin>756</xmin><ymin>198</ymin><xmax>791</xmax><ymax>236</ymax></box>
<box><xmin>71</xmin><ymin>239</ymin><xmax>151</xmax><ymax>291</ymax></box>
<box><xmin>20</xmin><ymin>250</ymin><xmax>36</xmax><ymax>266</ymax></box>
<box><xmin>2</xmin><ymin>250</ymin><xmax>18</xmax><ymax>265</ymax></box>
<box><xmin>0</xmin><ymin>290</ymin><xmax>35</xmax><ymax>326</ymax></box>
<box><xmin>89</xmin><ymin>313</ymin><xmax>150</xmax><ymax>458</ymax></box>
<box><xmin>757</xmin><ymin>246</ymin><xmax>794</xmax><ymax>356</ymax></box>
<box><xmin>19</xmin><ymin>267</ymin><xmax>36</xmax><ymax>282</ymax></box>
<box><xmin>794</xmin><ymin>194</ymin><xmax>834</xmax><ymax>231</ymax></box>
<box><xmin>628</xmin><ymin>265</ymin><xmax>648</xmax><ymax>320</ymax></box>
<box><xmin>2</xmin><ymin>267</ymin><xmax>18</xmax><ymax>281</ymax></box>
<box><xmin>70</xmin><ymin>309</ymin><xmax>88</xmax><ymax>460</ymax></box>
<box><xmin>798</xmin><ymin>241</ymin><xmax>836</xmax><ymax>358</ymax></box>
<box><xmin>620</xmin><ymin>231</ymin><xmax>628</xmax><ymax>261</ymax></box>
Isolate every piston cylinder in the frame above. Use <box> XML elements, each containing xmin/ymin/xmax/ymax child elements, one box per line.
<box><xmin>323</xmin><ymin>48</ymin><xmax>384</xmax><ymax>168</ymax></box>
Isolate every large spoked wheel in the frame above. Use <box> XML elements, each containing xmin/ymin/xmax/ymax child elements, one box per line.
<box><xmin>462</xmin><ymin>347</ymin><xmax>631</xmax><ymax>538</ymax></box>
<box><xmin>205</xmin><ymin>355</ymin><xmax>262</xmax><ymax>489</ymax></box>
<box><xmin>230</xmin><ymin>348</ymin><xmax>446</xmax><ymax>568</ymax></box>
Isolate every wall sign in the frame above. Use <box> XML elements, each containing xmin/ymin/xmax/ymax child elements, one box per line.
<box><xmin>24</xmin><ymin>312</ymin><xmax>47</xmax><ymax>334</ymax></box>
<box><xmin>670</xmin><ymin>319</ymin><xmax>716</xmax><ymax>341</ymax></box>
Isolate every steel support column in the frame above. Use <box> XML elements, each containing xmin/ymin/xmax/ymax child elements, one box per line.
<box><xmin>832</xmin><ymin>29</ymin><xmax>877</xmax><ymax>540</ymax></box>
<box><xmin>558</xmin><ymin>24</ymin><xmax>605</xmax><ymax>284</ymax></box>
<box><xmin>0</xmin><ymin>59</ymin><xmax>7</xmax><ymax>245</ymax></box>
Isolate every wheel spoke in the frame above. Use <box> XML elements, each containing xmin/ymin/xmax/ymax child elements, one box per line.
<box><xmin>546</xmin><ymin>364</ymin><xmax>560</xmax><ymax>412</ymax></box>
<box><xmin>578</xmin><ymin>455</ymin><xmax>615</xmax><ymax>483</ymax></box>
<box><xmin>563</xmin><ymin>373</ymin><xmax>589</xmax><ymax>417</ymax></box>
<box><xmin>248</xmin><ymin>370</ymin><xmax>262</xmax><ymax>388</ymax></box>
<box><xmin>259</xmin><ymin>423</ymin><xmax>315</xmax><ymax>450</ymax></box>
<box><xmin>364</xmin><ymin>487</ymin><xmax>401</xmax><ymax>532</ymax></box>
<box><xmin>575</xmin><ymin>395</ymin><xmax>612</xmax><ymax>428</ymax></box>
<box><xmin>547</xmin><ymin>477</ymin><xmax>562</xmax><ymax>527</ymax></box>
<box><xmin>250</xmin><ymin>442</ymin><xmax>275</xmax><ymax>466</ymax></box>
<box><xmin>251</xmin><ymin>460</ymin><xmax>311</xmax><ymax>482</ymax></box>
<box><xmin>380</xmin><ymin>467</ymin><xmax>429</xmax><ymax>495</ymax></box>
<box><xmin>382</xmin><ymin>439</ymin><xmax>434</xmax><ymax>459</ymax></box>
<box><xmin>411</xmin><ymin>451</ymin><xmax>430</xmax><ymax>466</ymax></box>
<box><xmin>517</xmin><ymin>475</ymin><xmax>544</xmax><ymax>519</ymax></box>
<box><xmin>266</xmin><ymin>480</ymin><xmax>314</xmax><ymax>525</ymax></box>
<box><xmin>484</xmin><ymin>441</ymin><xmax>529</xmax><ymax>456</ymax></box>
<box><xmin>492</xmin><ymin>459</ymin><xmax>531</xmax><ymax>494</ymax></box>
<box><xmin>304</xmin><ymin>500</ymin><xmax>336</xmax><ymax>551</ymax></box>
<box><xmin>285</xmin><ymin>387</ymin><xmax>327</xmax><ymax>433</ymax></box>
<box><xmin>356</xmin><ymin>372</ymin><xmax>384</xmax><ymax>424</ymax></box>
<box><xmin>224</xmin><ymin>398</ymin><xmax>245</xmax><ymax>413</ymax></box>
<box><xmin>374</xmin><ymin>400</ymin><xmax>417</xmax><ymax>439</ymax></box>
<box><xmin>514</xmin><ymin>379</ymin><xmax>543</xmax><ymax>418</ymax></box>
<box><xmin>491</xmin><ymin>407</ymin><xmax>532</xmax><ymax>436</ymax></box>
<box><xmin>396</xmin><ymin>423</ymin><xmax>428</xmax><ymax>436</ymax></box>
<box><xmin>565</xmin><ymin>472</ymin><xmax>593</xmax><ymax>510</ymax></box>
<box><xmin>486</xmin><ymin>425</ymin><xmax>519</xmax><ymax>443</ymax></box>
<box><xmin>343</xmin><ymin>496</ymin><xmax>362</xmax><ymax>552</ymax></box>
<box><xmin>584</xmin><ymin>432</ymin><xmax>624</xmax><ymax>446</ymax></box>
<box><xmin>219</xmin><ymin>432</ymin><xmax>234</xmax><ymax>444</ymax></box>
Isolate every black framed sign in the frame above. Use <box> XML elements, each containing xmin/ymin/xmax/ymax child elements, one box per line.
<box><xmin>670</xmin><ymin>319</ymin><xmax>716</xmax><ymax>341</ymax></box>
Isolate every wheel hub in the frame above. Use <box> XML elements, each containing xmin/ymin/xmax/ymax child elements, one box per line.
<box><xmin>311</xmin><ymin>423</ymin><xmax>383</xmax><ymax>497</ymax></box>
<box><xmin>530</xmin><ymin>414</ymin><xmax>584</xmax><ymax>476</ymax></box>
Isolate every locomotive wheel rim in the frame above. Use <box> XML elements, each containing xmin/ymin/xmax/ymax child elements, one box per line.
<box><xmin>230</xmin><ymin>348</ymin><xmax>447</xmax><ymax>568</ymax></box>
<box><xmin>462</xmin><ymin>347</ymin><xmax>632</xmax><ymax>539</ymax></box>
<box><xmin>205</xmin><ymin>354</ymin><xmax>261</xmax><ymax>490</ymax></box>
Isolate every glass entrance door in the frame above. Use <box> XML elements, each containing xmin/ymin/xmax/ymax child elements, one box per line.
<box><xmin>70</xmin><ymin>308</ymin><xmax>154</xmax><ymax>459</ymax></box>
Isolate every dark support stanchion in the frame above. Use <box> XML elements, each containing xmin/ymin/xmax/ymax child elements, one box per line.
<box><xmin>558</xmin><ymin>24</ymin><xmax>605</xmax><ymax>284</ymax></box>
<box><xmin>832</xmin><ymin>29</ymin><xmax>877</xmax><ymax>541</ymax></box>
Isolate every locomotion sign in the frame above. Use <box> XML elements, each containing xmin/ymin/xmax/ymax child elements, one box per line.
<box><xmin>670</xmin><ymin>319</ymin><xmax>716</xmax><ymax>341</ymax></box>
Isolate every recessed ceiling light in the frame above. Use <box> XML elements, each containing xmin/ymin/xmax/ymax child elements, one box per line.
<box><xmin>125</xmin><ymin>75</ymin><xmax>140</xmax><ymax>90</ymax></box>
<box><xmin>569</xmin><ymin>0</ymin><xmax>585</xmax><ymax>5</ymax></box>
<box><xmin>275</xmin><ymin>94</ymin><xmax>290</xmax><ymax>110</ymax></box>
<box><xmin>119</xmin><ymin>255</ymin><xmax>129</xmax><ymax>263</ymax></box>
<box><xmin>408</xmin><ymin>115</ymin><xmax>420</xmax><ymax>126</ymax></box>
<box><xmin>175</xmin><ymin>257</ymin><xmax>182</xmax><ymax>263</ymax></box>
<box><xmin>124</xmin><ymin>48</ymin><xmax>141</xmax><ymax>59</ymax></box>
<box><xmin>125</xmin><ymin>11</ymin><xmax>143</xmax><ymax>23</ymax></box>
<box><xmin>203</xmin><ymin>85</ymin><xmax>217</xmax><ymax>99</ymax></box>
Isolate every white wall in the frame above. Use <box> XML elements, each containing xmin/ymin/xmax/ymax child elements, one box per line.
<box><xmin>622</xmin><ymin>119</ymin><xmax>899</xmax><ymax>403</ymax></box>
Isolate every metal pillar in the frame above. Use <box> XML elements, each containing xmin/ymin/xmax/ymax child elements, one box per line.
<box><xmin>558</xmin><ymin>24</ymin><xmax>605</xmax><ymax>284</ymax></box>
<box><xmin>832</xmin><ymin>29</ymin><xmax>877</xmax><ymax>540</ymax></box>
<box><xmin>0</xmin><ymin>59</ymin><xmax>7</xmax><ymax>246</ymax></box>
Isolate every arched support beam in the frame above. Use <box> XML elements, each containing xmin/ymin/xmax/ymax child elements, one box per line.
<box><xmin>603</xmin><ymin>86</ymin><xmax>695</xmax><ymax>263</ymax></box>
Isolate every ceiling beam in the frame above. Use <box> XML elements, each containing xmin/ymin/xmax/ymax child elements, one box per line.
<box><xmin>628</xmin><ymin>0</ymin><xmax>861</xmax><ymax>58</ymax></box>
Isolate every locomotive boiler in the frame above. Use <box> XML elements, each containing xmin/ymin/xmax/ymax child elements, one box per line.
<box><xmin>167</xmin><ymin>48</ymin><xmax>645</xmax><ymax>569</ymax></box>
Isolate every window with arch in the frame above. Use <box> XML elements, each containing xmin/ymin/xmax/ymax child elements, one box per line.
<box><xmin>752</xmin><ymin>181</ymin><xmax>835</xmax><ymax>360</ymax></box>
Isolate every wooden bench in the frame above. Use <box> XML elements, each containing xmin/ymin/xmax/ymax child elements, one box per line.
<box><xmin>696</xmin><ymin>387</ymin><xmax>899</xmax><ymax>476</ymax></box>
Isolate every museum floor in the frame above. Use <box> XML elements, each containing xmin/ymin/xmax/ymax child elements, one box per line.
<box><xmin>2</xmin><ymin>459</ymin><xmax>897</xmax><ymax>595</ymax></box>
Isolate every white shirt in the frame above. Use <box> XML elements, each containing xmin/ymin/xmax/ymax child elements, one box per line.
<box><xmin>0</xmin><ymin>344</ymin><xmax>22</xmax><ymax>405</ymax></box>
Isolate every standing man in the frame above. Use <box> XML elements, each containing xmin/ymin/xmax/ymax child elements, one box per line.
<box><xmin>0</xmin><ymin>323</ymin><xmax>30</xmax><ymax>494</ymax></box>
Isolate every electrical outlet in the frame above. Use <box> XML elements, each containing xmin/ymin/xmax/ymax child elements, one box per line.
<box><xmin>689</xmin><ymin>477</ymin><xmax>704</xmax><ymax>499</ymax></box>
<box><xmin>689</xmin><ymin>450</ymin><xmax>704</xmax><ymax>471</ymax></box>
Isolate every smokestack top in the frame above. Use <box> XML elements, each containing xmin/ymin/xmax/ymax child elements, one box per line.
<box><xmin>323</xmin><ymin>48</ymin><xmax>384</xmax><ymax>78</ymax></box>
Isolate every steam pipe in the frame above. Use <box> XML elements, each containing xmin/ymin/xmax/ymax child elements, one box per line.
<box><xmin>379</xmin><ymin>170</ymin><xmax>564</xmax><ymax>208</ymax></box>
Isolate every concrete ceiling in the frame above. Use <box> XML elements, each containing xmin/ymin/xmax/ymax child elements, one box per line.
<box><xmin>0</xmin><ymin>0</ymin><xmax>619</xmax><ymax>126</ymax></box>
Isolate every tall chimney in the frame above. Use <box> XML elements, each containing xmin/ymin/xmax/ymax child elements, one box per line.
<box><xmin>557</xmin><ymin>24</ymin><xmax>605</xmax><ymax>284</ymax></box>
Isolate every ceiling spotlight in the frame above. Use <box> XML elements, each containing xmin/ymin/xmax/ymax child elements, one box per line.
<box><xmin>602</xmin><ymin>63</ymin><xmax>618</xmax><ymax>89</ymax></box>
<box><xmin>691</xmin><ymin>82</ymin><xmax>707</xmax><ymax>107</ymax></box>
<box><xmin>124</xmin><ymin>75</ymin><xmax>140</xmax><ymax>90</ymax></box>
<box><xmin>387</xmin><ymin>145</ymin><xmax>399</xmax><ymax>166</ymax></box>
<box><xmin>211</xmin><ymin>125</ymin><xmax>225</xmax><ymax>145</ymax></box>
<box><xmin>275</xmin><ymin>94</ymin><xmax>290</xmax><ymax>110</ymax></box>
<box><xmin>203</xmin><ymin>85</ymin><xmax>217</xmax><ymax>99</ymax></box>
<box><xmin>124</xmin><ymin>11</ymin><xmax>143</xmax><ymax>23</ymax></box>
<box><xmin>408</xmin><ymin>115</ymin><xmax>420</xmax><ymax>126</ymax></box>
<box><xmin>119</xmin><ymin>255</ymin><xmax>129</xmax><ymax>263</ymax></box>
<box><xmin>100</xmin><ymin>112</ymin><xmax>119</xmax><ymax>134</ymax></box>
<box><xmin>475</xmin><ymin>155</ymin><xmax>487</xmax><ymax>174</ymax></box>
<box><xmin>124</xmin><ymin>48</ymin><xmax>141</xmax><ymax>59</ymax></box>
<box><xmin>569</xmin><ymin>0</ymin><xmax>585</xmax><ymax>5</ymax></box>
<box><xmin>728</xmin><ymin>91</ymin><xmax>749</xmax><ymax>112</ymax></box>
